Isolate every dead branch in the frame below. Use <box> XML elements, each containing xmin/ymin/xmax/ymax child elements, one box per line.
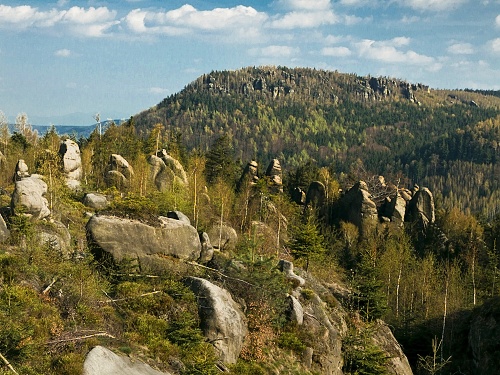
<box><xmin>42</xmin><ymin>278</ymin><xmax>58</xmax><ymax>295</ymax></box>
<box><xmin>0</xmin><ymin>352</ymin><xmax>19</xmax><ymax>374</ymax></box>
<box><xmin>102</xmin><ymin>290</ymin><xmax>162</xmax><ymax>303</ymax></box>
<box><xmin>186</xmin><ymin>261</ymin><xmax>256</xmax><ymax>287</ymax></box>
<box><xmin>46</xmin><ymin>332</ymin><xmax>115</xmax><ymax>345</ymax></box>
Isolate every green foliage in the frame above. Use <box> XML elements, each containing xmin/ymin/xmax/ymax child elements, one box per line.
<box><xmin>288</xmin><ymin>213</ymin><xmax>327</xmax><ymax>271</ymax></box>
<box><xmin>277</xmin><ymin>331</ymin><xmax>307</xmax><ymax>354</ymax></box>
<box><xmin>342</xmin><ymin>325</ymin><xmax>389</xmax><ymax>375</ymax></box>
<box><xmin>204</xmin><ymin>134</ymin><xmax>237</xmax><ymax>185</ymax></box>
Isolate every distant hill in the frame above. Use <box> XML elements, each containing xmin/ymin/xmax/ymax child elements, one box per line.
<box><xmin>130</xmin><ymin>66</ymin><xmax>500</xmax><ymax>219</ymax></box>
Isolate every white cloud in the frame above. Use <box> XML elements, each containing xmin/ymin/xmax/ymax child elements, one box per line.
<box><xmin>496</xmin><ymin>14</ymin><xmax>500</xmax><ymax>27</ymax></box>
<box><xmin>321</xmin><ymin>46</ymin><xmax>352</xmax><ymax>57</ymax></box>
<box><xmin>55</xmin><ymin>48</ymin><xmax>71</xmax><ymax>57</ymax></box>
<box><xmin>489</xmin><ymin>38</ymin><xmax>500</xmax><ymax>53</ymax></box>
<box><xmin>355</xmin><ymin>38</ymin><xmax>440</xmax><ymax>70</ymax></box>
<box><xmin>275</xmin><ymin>0</ymin><xmax>332</xmax><ymax>11</ymax></box>
<box><xmin>124</xmin><ymin>5</ymin><xmax>268</xmax><ymax>35</ymax></box>
<box><xmin>447</xmin><ymin>42</ymin><xmax>474</xmax><ymax>54</ymax></box>
<box><xmin>396</xmin><ymin>0</ymin><xmax>468</xmax><ymax>11</ymax></box>
<box><xmin>0</xmin><ymin>5</ymin><xmax>117</xmax><ymax>37</ymax></box>
<box><xmin>401</xmin><ymin>15</ymin><xmax>421</xmax><ymax>23</ymax></box>
<box><xmin>269</xmin><ymin>10</ymin><xmax>338</xmax><ymax>28</ymax></box>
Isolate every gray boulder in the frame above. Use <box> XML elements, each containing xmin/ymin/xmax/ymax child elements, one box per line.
<box><xmin>166</xmin><ymin>210</ymin><xmax>191</xmax><ymax>225</ymax></box>
<box><xmin>11</xmin><ymin>174</ymin><xmax>50</xmax><ymax>219</ymax></box>
<box><xmin>83</xmin><ymin>346</ymin><xmax>171</xmax><ymax>375</ymax></box>
<box><xmin>287</xmin><ymin>295</ymin><xmax>304</xmax><ymax>325</ymax></box>
<box><xmin>37</xmin><ymin>221</ymin><xmax>72</xmax><ymax>257</ymax></box>
<box><xmin>87</xmin><ymin>215</ymin><xmax>202</xmax><ymax>269</ymax></box>
<box><xmin>59</xmin><ymin>139</ymin><xmax>82</xmax><ymax>190</ymax></box>
<box><xmin>105</xmin><ymin>154</ymin><xmax>134</xmax><ymax>188</ymax></box>
<box><xmin>83</xmin><ymin>193</ymin><xmax>109</xmax><ymax>210</ymax></box>
<box><xmin>184</xmin><ymin>277</ymin><xmax>247</xmax><ymax>364</ymax></box>
<box><xmin>199</xmin><ymin>232</ymin><xmax>214</xmax><ymax>263</ymax></box>
<box><xmin>158</xmin><ymin>150</ymin><xmax>188</xmax><ymax>185</ymax></box>
<box><xmin>207</xmin><ymin>224</ymin><xmax>238</xmax><ymax>251</ymax></box>
<box><xmin>381</xmin><ymin>192</ymin><xmax>407</xmax><ymax>225</ymax></box>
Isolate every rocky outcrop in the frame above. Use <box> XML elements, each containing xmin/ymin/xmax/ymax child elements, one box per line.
<box><xmin>83</xmin><ymin>346</ymin><xmax>171</xmax><ymax>375</ymax></box>
<box><xmin>380</xmin><ymin>192</ymin><xmax>407</xmax><ymax>225</ymax></box>
<box><xmin>292</xmin><ymin>187</ymin><xmax>306</xmax><ymax>205</ymax></box>
<box><xmin>237</xmin><ymin>160</ymin><xmax>258</xmax><ymax>191</ymax></box>
<box><xmin>184</xmin><ymin>277</ymin><xmax>247</xmax><ymax>364</ymax></box>
<box><xmin>334</xmin><ymin>181</ymin><xmax>377</xmax><ymax>234</ymax></box>
<box><xmin>148</xmin><ymin>150</ymin><xmax>187</xmax><ymax>191</ymax></box>
<box><xmin>105</xmin><ymin>154</ymin><xmax>134</xmax><ymax>188</ymax></box>
<box><xmin>278</xmin><ymin>259</ymin><xmax>305</xmax><ymax>287</ymax></box>
<box><xmin>405</xmin><ymin>187</ymin><xmax>435</xmax><ymax>229</ymax></box>
<box><xmin>87</xmin><ymin>215</ymin><xmax>202</xmax><ymax>269</ymax></box>
<box><xmin>306</xmin><ymin>181</ymin><xmax>326</xmax><ymax>208</ymax></box>
<box><xmin>287</xmin><ymin>295</ymin><xmax>304</xmax><ymax>325</ymax></box>
<box><xmin>265</xmin><ymin>159</ymin><xmax>283</xmax><ymax>193</ymax></box>
<box><xmin>373</xmin><ymin>320</ymin><xmax>413</xmax><ymax>375</ymax></box>
<box><xmin>59</xmin><ymin>139</ymin><xmax>82</xmax><ymax>190</ymax></box>
<box><xmin>207</xmin><ymin>224</ymin><xmax>237</xmax><ymax>251</ymax></box>
<box><xmin>14</xmin><ymin>159</ymin><xmax>30</xmax><ymax>181</ymax></box>
<box><xmin>11</xmin><ymin>174</ymin><xmax>50</xmax><ymax>219</ymax></box>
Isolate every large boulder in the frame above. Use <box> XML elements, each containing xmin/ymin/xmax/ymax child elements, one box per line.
<box><xmin>83</xmin><ymin>346</ymin><xmax>171</xmax><ymax>375</ymax></box>
<box><xmin>36</xmin><ymin>221</ymin><xmax>72</xmax><ymax>257</ymax></box>
<box><xmin>184</xmin><ymin>277</ymin><xmax>247</xmax><ymax>364</ymax></box>
<box><xmin>87</xmin><ymin>215</ymin><xmax>202</xmax><ymax>269</ymax></box>
<box><xmin>59</xmin><ymin>138</ymin><xmax>82</xmax><ymax>190</ymax></box>
<box><xmin>207</xmin><ymin>224</ymin><xmax>238</xmax><ymax>251</ymax></box>
<box><xmin>11</xmin><ymin>174</ymin><xmax>50</xmax><ymax>219</ymax></box>
<box><xmin>381</xmin><ymin>192</ymin><xmax>407</xmax><ymax>225</ymax></box>
<box><xmin>105</xmin><ymin>154</ymin><xmax>134</xmax><ymax>189</ymax></box>
<box><xmin>405</xmin><ymin>187</ymin><xmax>435</xmax><ymax>229</ymax></box>
<box><xmin>334</xmin><ymin>181</ymin><xmax>377</xmax><ymax>235</ymax></box>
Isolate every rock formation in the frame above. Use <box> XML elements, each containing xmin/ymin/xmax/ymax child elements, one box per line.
<box><xmin>405</xmin><ymin>187</ymin><xmax>435</xmax><ymax>229</ymax></box>
<box><xmin>278</xmin><ymin>259</ymin><xmax>305</xmax><ymax>287</ymax></box>
<box><xmin>87</xmin><ymin>215</ymin><xmax>202</xmax><ymax>270</ymax></box>
<box><xmin>13</xmin><ymin>159</ymin><xmax>30</xmax><ymax>181</ymax></box>
<box><xmin>184</xmin><ymin>277</ymin><xmax>247</xmax><ymax>364</ymax></box>
<box><xmin>166</xmin><ymin>210</ymin><xmax>191</xmax><ymax>225</ymax></box>
<box><xmin>83</xmin><ymin>346</ymin><xmax>171</xmax><ymax>375</ymax></box>
<box><xmin>265</xmin><ymin>159</ymin><xmax>283</xmax><ymax>193</ymax></box>
<box><xmin>237</xmin><ymin>160</ymin><xmax>259</xmax><ymax>191</ymax></box>
<box><xmin>373</xmin><ymin>321</ymin><xmax>414</xmax><ymax>375</ymax></box>
<box><xmin>306</xmin><ymin>181</ymin><xmax>326</xmax><ymax>208</ymax></box>
<box><xmin>105</xmin><ymin>154</ymin><xmax>134</xmax><ymax>189</ymax></box>
<box><xmin>148</xmin><ymin>150</ymin><xmax>187</xmax><ymax>191</ymax></box>
<box><xmin>59</xmin><ymin>138</ymin><xmax>82</xmax><ymax>190</ymax></box>
<box><xmin>333</xmin><ymin>181</ymin><xmax>378</xmax><ymax>235</ymax></box>
<box><xmin>11</xmin><ymin>173</ymin><xmax>50</xmax><ymax>219</ymax></box>
<box><xmin>199</xmin><ymin>232</ymin><xmax>214</xmax><ymax>263</ymax></box>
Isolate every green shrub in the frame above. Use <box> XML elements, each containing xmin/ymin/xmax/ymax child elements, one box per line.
<box><xmin>277</xmin><ymin>331</ymin><xmax>307</xmax><ymax>354</ymax></box>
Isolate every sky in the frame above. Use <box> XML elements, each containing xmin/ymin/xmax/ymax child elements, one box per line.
<box><xmin>0</xmin><ymin>0</ymin><xmax>499</xmax><ymax>125</ymax></box>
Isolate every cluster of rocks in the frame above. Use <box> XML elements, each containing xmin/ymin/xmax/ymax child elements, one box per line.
<box><xmin>148</xmin><ymin>149</ymin><xmax>188</xmax><ymax>191</ymax></box>
<box><xmin>237</xmin><ymin>158</ymin><xmax>283</xmax><ymax>193</ymax></box>
<box><xmin>357</xmin><ymin>76</ymin><xmax>429</xmax><ymax>103</ymax></box>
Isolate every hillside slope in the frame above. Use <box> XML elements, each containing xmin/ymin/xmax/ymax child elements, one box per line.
<box><xmin>132</xmin><ymin>66</ymin><xmax>500</xmax><ymax>218</ymax></box>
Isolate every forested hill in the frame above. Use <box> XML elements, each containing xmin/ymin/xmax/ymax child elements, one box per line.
<box><xmin>131</xmin><ymin>66</ymin><xmax>500</xmax><ymax>219</ymax></box>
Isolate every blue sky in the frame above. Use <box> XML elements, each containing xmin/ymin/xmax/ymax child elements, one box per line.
<box><xmin>0</xmin><ymin>0</ymin><xmax>499</xmax><ymax>125</ymax></box>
